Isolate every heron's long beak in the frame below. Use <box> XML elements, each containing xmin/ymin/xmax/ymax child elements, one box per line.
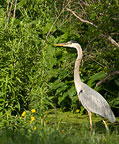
<box><xmin>54</xmin><ymin>43</ymin><xmax>67</xmax><ymax>47</ymax></box>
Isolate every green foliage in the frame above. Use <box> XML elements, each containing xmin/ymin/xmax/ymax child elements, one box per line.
<box><xmin>0</xmin><ymin>0</ymin><xmax>119</xmax><ymax>124</ymax></box>
<box><xmin>0</xmin><ymin>110</ymin><xmax>119</xmax><ymax>144</ymax></box>
<box><xmin>0</xmin><ymin>0</ymin><xmax>56</xmax><ymax>116</ymax></box>
<box><xmin>1</xmin><ymin>1</ymin><xmax>119</xmax><ymax>142</ymax></box>
<box><xmin>88</xmin><ymin>72</ymin><xmax>107</xmax><ymax>87</ymax></box>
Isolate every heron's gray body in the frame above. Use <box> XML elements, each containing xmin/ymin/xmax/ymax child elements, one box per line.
<box><xmin>78</xmin><ymin>82</ymin><xmax>116</xmax><ymax>123</ymax></box>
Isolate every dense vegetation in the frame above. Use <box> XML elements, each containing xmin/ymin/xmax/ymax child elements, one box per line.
<box><xmin>0</xmin><ymin>0</ymin><xmax>119</xmax><ymax>143</ymax></box>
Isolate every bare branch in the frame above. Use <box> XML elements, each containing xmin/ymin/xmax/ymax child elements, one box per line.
<box><xmin>13</xmin><ymin>0</ymin><xmax>17</xmax><ymax>18</ymax></box>
<box><xmin>7</xmin><ymin>1</ymin><xmax>10</xmax><ymax>18</ymax></box>
<box><xmin>66</xmin><ymin>8</ymin><xmax>97</xmax><ymax>27</ymax></box>
<box><xmin>96</xmin><ymin>71</ymin><xmax>119</xmax><ymax>87</ymax></box>
<box><xmin>66</xmin><ymin>8</ymin><xmax>119</xmax><ymax>48</ymax></box>
<box><xmin>108</xmin><ymin>36</ymin><xmax>119</xmax><ymax>48</ymax></box>
<box><xmin>41</xmin><ymin>1</ymin><xmax>71</xmax><ymax>50</ymax></box>
<box><xmin>7</xmin><ymin>0</ymin><xmax>14</xmax><ymax>23</ymax></box>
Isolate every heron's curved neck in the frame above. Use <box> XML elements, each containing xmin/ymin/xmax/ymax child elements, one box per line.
<box><xmin>74</xmin><ymin>45</ymin><xmax>82</xmax><ymax>84</ymax></box>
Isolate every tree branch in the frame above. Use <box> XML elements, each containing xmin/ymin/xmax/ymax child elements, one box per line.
<box><xmin>96</xmin><ymin>71</ymin><xmax>119</xmax><ymax>87</ymax></box>
<box><xmin>41</xmin><ymin>1</ymin><xmax>71</xmax><ymax>49</ymax></box>
<box><xmin>108</xmin><ymin>36</ymin><xmax>119</xmax><ymax>48</ymax></box>
<box><xmin>66</xmin><ymin>8</ymin><xmax>119</xmax><ymax>48</ymax></box>
<box><xmin>66</xmin><ymin>8</ymin><xmax>97</xmax><ymax>27</ymax></box>
<box><xmin>7</xmin><ymin>0</ymin><xmax>14</xmax><ymax>23</ymax></box>
<box><xmin>13</xmin><ymin>0</ymin><xmax>17</xmax><ymax>18</ymax></box>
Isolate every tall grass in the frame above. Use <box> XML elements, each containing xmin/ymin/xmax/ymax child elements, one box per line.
<box><xmin>0</xmin><ymin>109</ymin><xmax>119</xmax><ymax>144</ymax></box>
<box><xmin>0</xmin><ymin>123</ymin><xmax>119</xmax><ymax>144</ymax></box>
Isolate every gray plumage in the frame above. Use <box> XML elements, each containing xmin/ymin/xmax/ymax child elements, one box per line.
<box><xmin>79</xmin><ymin>82</ymin><xmax>115</xmax><ymax>123</ymax></box>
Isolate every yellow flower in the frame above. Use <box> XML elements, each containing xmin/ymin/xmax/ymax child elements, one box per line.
<box><xmin>21</xmin><ymin>111</ymin><xmax>26</xmax><ymax>117</ymax></box>
<box><xmin>31</xmin><ymin>109</ymin><xmax>36</xmax><ymax>113</ymax></box>
<box><xmin>31</xmin><ymin>116</ymin><xmax>35</xmax><ymax>121</ymax></box>
<box><xmin>34</xmin><ymin>126</ymin><xmax>37</xmax><ymax>130</ymax></box>
<box><xmin>30</xmin><ymin>116</ymin><xmax>35</xmax><ymax>124</ymax></box>
<box><xmin>76</xmin><ymin>109</ymin><xmax>80</xmax><ymax>113</ymax></box>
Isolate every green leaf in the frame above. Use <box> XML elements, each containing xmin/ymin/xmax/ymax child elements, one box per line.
<box><xmin>88</xmin><ymin>71</ymin><xmax>107</xmax><ymax>87</ymax></box>
<box><xmin>115</xmin><ymin>78</ymin><xmax>119</xmax><ymax>87</ymax></box>
<box><xmin>43</xmin><ymin>23</ymin><xmax>56</xmax><ymax>34</ymax></box>
<box><xmin>58</xmin><ymin>92</ymin><xmax>68</xmax><ymax>105</ymax></box>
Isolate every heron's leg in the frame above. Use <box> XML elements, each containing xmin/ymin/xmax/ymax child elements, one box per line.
<box><xmin>102</xmin><ymin>119</ymin><xmax>109</xmax><ymax>131</ymax></box>
<box><xmin>88</xmin><ymin>111</ymin><xmax>92</xmax><ymax>132</ymax></box>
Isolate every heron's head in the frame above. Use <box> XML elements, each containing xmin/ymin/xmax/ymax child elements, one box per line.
<box><xmin>54</xmin><ymin>40</ymin><xmax>81</xmax><ymax>49</ymax></box>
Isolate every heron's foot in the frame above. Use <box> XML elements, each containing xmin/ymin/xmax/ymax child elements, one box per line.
<box><xmin>102</xmin><ymin>119</ymin><xmax>109</xmax><ymax>131</ymax></box>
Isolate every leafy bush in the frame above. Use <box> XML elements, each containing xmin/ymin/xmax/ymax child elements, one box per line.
<box><xmin>0</xmin><ymin>0</ymin><xmax>119</xmax><ymax>120</ymax></box>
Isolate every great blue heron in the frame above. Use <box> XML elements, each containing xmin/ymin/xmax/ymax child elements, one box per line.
<box><xmin>54</xmin><ymin>41</ymin><xmax>116</xmax><ymax>131</ymax></box>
